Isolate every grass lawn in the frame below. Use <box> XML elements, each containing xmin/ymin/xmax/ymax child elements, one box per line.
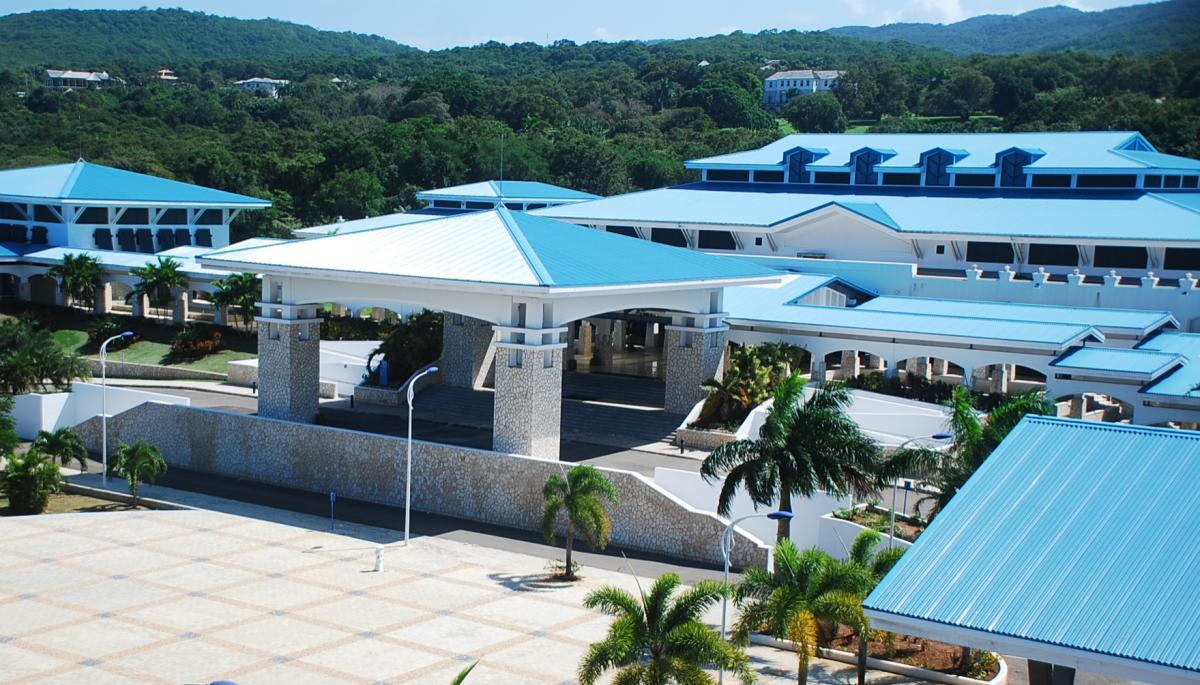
<box><xmin>2</xmin><ymin>303</ymin><xmax>256</xmax><ymax>375</ymax></box>
<box><xmin>0</xmin><ymin>492</ymin><xmax>136</xmax><ymax>516</ymax></box>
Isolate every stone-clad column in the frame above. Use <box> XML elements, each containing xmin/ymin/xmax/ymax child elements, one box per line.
<box><xmin>577</xmin><ymin>321</ymin><xmax>594</xmax><ymax>362</ymax></box>
<box><xmin>595</xmin><ymin>319</ymin><xmax>614</xmax><ymax>368</ymax></box>
<box><xmin>663</xmin><ymin>323</ymin><xmax>727</xmax><ymax>415</ymax></box>
<box><xmin>838</xmin><ymin>350</ymin><xmax>860</xmax><ymax>380</ymax></box>
<box><xmin>493</xmin><ymin>346</ymin><xmax>563</xmax><ymax>459</ymax></box>
<box><xmin>131</xmin><ymin>293</ymin><xmax>149</xmax><ymax>318</ymax></box>
<box><xmin>94</xmin><ymin>282</ymin><xmax>112</xmax><ymax>315</ymax></box>
<box><xmin>171</xmin><ymin>287</ymin><xmax>189</xmax><ymax>324</ymax></box>
<box><xmin>257</xmin><ymin>318</ymin><xmax>321</xmax><ymax>422</ymax></box>
<box><xmin>442</xmin><ymin>315</ymin><xmax>496</xmax><ymax>389</ymax></box>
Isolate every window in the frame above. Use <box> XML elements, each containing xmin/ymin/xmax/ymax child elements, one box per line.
<box><xmin>117</xmin><ymin>208</ymin><xmax>150</xmax><ymax>225</ymax></box>
<box><xmin>1094</xmin><ymin>246</ymin><xmax>1147</xmax><ymax>269</ymax></box>
<box><xmin>997</xmin><ymin>150</ymin><xmax>1032</xmax><ymax>187</ymax></box>
<box><xmin>1184</xmin><ymin>176</ymin><xmax>1199</xmax><ymax>189</ymax></box>
<box><xmin>503</xmin><ymin>203</ymin><xmax>523</xmax><ymax>210</ymax></box>
<box><xmin>77</xmin><ymin>207</ymin><xmax>107</xmax><ymax>224</ymax></box>
<box><xmin>650</xmin><ymin>228</ymin><xmax>688</xmax><ymax>247</ymax></box>
<box><xmin>953</xmin><ymin>174</ymin><xmax>995</xmax><ymax>187</ymax></box>
<box><xmin>706</xmin><ymin>169</ymin><xmax>750</xmax><ymax>182</ymax></box>
<box><xmin>1165</xmin><ymin>248</ymin><xmax>1200</xmax><ymax>271</ymax></box>
<box><xmin>1030</xmin><ymin>174</ymin><xmax>1071</xmax><ymax>188</ymax></box>
<box><xmin>1076</xmin><ymin>174</ymin><xmax>1137</xmax><ymax>188</ymax></box>
<box><xmin>1144</xmin><ymin>175</ymin><xmax>1163</xmax><ymax>188</ymax></box>
<box><xmin>432</xmin><ymin>200</ymin><xmax>460</xmax><ymax>209</ymax></box>
<box><xmin>935</xmin><ymin>244</ymin><xmax>946</xmax><ymax>255</ymax></box>
<box><xmin>1163</xmin><ymin>176</ymin><xmax>1182</xmax><ymax>189</ymax></box>
<box><xmin>606</xmin><ymin>225</ymin><xmax>639</xmax><ymax>238</ymax></box>
<box><xmin>1027</xmin><ymin>243</ymin><xmax>1078</xmax><ymax>266</ymax></box>
<box><xmin>882</xmin><ymin>173</ymin><xmax>920</xmax><ymax>186</ymax></box>
<box><xmin>525</xmin><ymin>203</ymin><xmax>547</xmax><ymax>210</ymax></box>
<box><xmin>851</xmin><ymin>149</ymin><xmax>883</xmax><ymax>186</ymax></box>
<box><xmin>813</xmin><ymin>172</ymin><xmax>850</xmax><ymax>184</ymax></box>
<box><xmin>965</xmin><ymin>241</ymin><xmax>1015</xmax><ymax>263</ymax></box>
<box><xmin>159</xmin><ymin>208</ymin><xmax>187</xmax><ymax>224</ymax></box>
<box><xmin>753</xmin><ymin>170</ymin><xmax>784</xmax><ymax>183</ymax></box>
<box><xmin>196</xmin><ymin>209</ymin><xmax>223</xmax><ymax>225</ymax></box>
<box><xmin>465</xmin><ymin>201</ymin><xmax>493</xmax><ymax>210</ymax></box>
<box><xmin>754</xmin><ymin>237</ymin><xmax>764</xmax><ymax>247</ymax></box>
<box><xmin>33</xmin><ymin>205</ymin><xmax>60</xmax><ymax>223</ymax></box>
<box><xmin>923</xmin><ymin>149</ymin><xmax>953</xmax><ymax>187</ymax></box>
<box><xmin>697</xmin><ymin>230</ymin><xmax>736</xmax><ymax>250</ymax></box>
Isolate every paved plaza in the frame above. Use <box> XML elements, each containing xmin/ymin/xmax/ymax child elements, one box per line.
<box><xmin>0</xmin><ymin>494</ymin><xmax>926</xmax><ymax>685</ymax></box>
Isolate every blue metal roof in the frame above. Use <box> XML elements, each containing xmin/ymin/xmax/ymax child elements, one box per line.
<box><xmin>685</xmin><ymin>132</ymin><xmax>1174</xmax><ymax>171</ymax></box>
<box><xmin>536</xmin><ymin>185</ymin><xmax>1200</xmax><ymax>242</ymax></box>
<box><xmin>1138</xmin><ymin>332</ymin><xmax>1200</xmax><ymax>398</ymax></box>
<box><xmin>292</xmin><ymin>211</ymin><xmax>441</xmax><ymax>238</ymax></box>
<box><xmin>416</xmin><ymin>180</ymin><xmax>600</xmax><ymax>203</ymax></box>
<box><xmin>21</xmin><ymin>246</ymin><xmax>229</xmax><ymax>278</ymax></box>
<box><xmin>0</xmin><ymin>161</ymin><xmax>269</xmax><ymax>207</ymax></box>
<box><xmin>1051</xmin><ymin>347</ymin><xmax>1184</xmax><ymax>381</ymax></box>
<box><xmin>724</xmin><ymin>278</ymin><xmax>1100</xmax><ymax>348</ymax></box>
<box><xmin>857</xmin><ymin>297</ymin><xmax>1176</xmax><ymax>336</ymax></box>
<box><xmin>0</xmin><ymin>241</ymin><xmax>41</xmax><ymax>262</ymax></box>
<box><xmin>200</xmin><ymin>208</ymin><xmax>777</xmax><ymax>290</ymax></box>
<box><xmin>865</xmin><ymin>417</ymin><xmax>1200</xmax><ymax>679</ymax></box>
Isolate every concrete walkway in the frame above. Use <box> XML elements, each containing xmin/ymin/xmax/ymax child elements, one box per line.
<box><xmin>0</xmin><ymin>485</ymin><xmax>929</xmax><ymax>685</ymax></box>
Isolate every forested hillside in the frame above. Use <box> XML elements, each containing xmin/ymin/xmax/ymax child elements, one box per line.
<box><xmin>829</xmin><ymin>1</ymin><xmax>1198</xmax><ymax>55</ymax></box>
<box><xmin>0</xmin><ymin>8</ymin><xmax>1197</xmax><ymax>244</ymax></box>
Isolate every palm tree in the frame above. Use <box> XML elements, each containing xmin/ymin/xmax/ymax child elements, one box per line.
<box><xmin>450</xmin><ymin>661</ymin><xmax>476</xmax><ymax>684</ymax></box>
<box><xmin>845</xmin><ymin>530</ymin><xmax>905</xmax><ymax>685</ymax></box>
<box><xmin>210</xmin><ymin>272</ymin><xmax>260</xmax><ymax>329</ymax></box>
<box><xmin>541</xmin><ymin>465</ymin><xmax>618</xmax><ymax>580</ymax></box>
<box><xmin>112</xmin><ymin>440</ymin><xmax>167</xmax><ymax>506</ymax></box>
<box><xmin>732</xmin><ymin>540</ymin><xmax>870</xmax><ymax>685</ymax></box>
<box><xmin>48</xmin><ymin>253</ymin><xmax>103</xmax><ymax>308</ymax></box>
<box><xmin>33</xmin><ymin>427</ymin><xmax>88</xmax><ymax>472</ymax></box>
<box><xmin>898</xmin><ymin>386</ymin><xmax>1052</xmax><ymax>520</ymax></box>
<box><xmin>131</xmin><ymin>257</ymin><xmax>186</xmax><ymax>318</ymax></box>
<box><xmin>579</xmin><ymin>572</ymin><xmax>752</xmax><ymax>685</ymax></box>
<box><xmin>702</xmin><ymin>373</ymin><xmax>896</xmax><ymax>544</ymax></box>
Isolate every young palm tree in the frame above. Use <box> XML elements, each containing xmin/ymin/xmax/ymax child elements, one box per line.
<box><xmin>898</xmin><ymin>386</ymin><xmax>1052</xmax><ymax>520</ymax></box>
<box><xmin>131</xmin><ymin>257</ymin><xmax>186</xmax><ymax>318</ymax></box>
<box><xmin>541</xmin><ymin>465</ymin><xmax>618</xmax><ymax>580</ymax></box>
<box><xmin>112</xmin><ymin>440</ymin><xmax>167</xmax><ymax>506</ymax></box>
<box><xmin>210</xmin><ymin>272</ymin><xmax>260</xmax><ymax>329</ymax></box>
<box><xmin>33</xmin><ymin>427</ymin><xmax>89</xmax><ymax>472</ymax></box>
<box><xmin>732</xmin><ymin>540</ymin><xmax>870</xmax><ymax>685</ymax></box>
<box><xmin>48</xmin><ymin>253</ymin><xmax>103</xmax><ymax>308</ymax></box>
<box><xmin>845</xmin><ymin>530</ymin><xmax>906</xmax><ymax>685</ymax></box>
<box><xmin>702</xmin><ymin>373</ymin><xmax>894</xmax><ymax>544</ymax></box>
<box><xmin>0</xmin><ymin>448</ymin><xmax>64</xmax><ymax>515</ymax></box>
<box><xmin>580</xmin><ymin>572</ymin><xmax>752</xmax><ymax>685</ymax></box>
<box><xmin>449</xmin><ymin>661</ymin><xmax>476</xmax><ymax>684</ymax></box>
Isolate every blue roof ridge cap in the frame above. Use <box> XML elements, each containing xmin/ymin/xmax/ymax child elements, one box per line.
<box><xmin>1147</xmin><ymin>192</ymin><xmax>1200</xmax><ymax>215</ymax></box>
<box><xmin>497</xmin><ymin>208</ymin><xmax>553</xmax><ymax>286</ymax></box>
<box><xmin>1019</xmin><ymin>414</ymin><xmax>1200</xmax><ymax>440</ymax></box>
<box><xmin>487</xmin><ymin>180</ymin><xmax>501</xmax><ymax>197</ymax></box>
<box><xmin>62</xmin><ymin>160</ymin><xmax>87</xmax><ymax>197</ymax></box>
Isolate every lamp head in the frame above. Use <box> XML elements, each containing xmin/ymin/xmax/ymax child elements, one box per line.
<box><xmin>121</xmin><ymin>331</ymin><xmax>134</xmax><ymax>338</ymax></box>
<box><xmin>426</xmin><ymin>366</ymin><xmax>439</xmax><ymax>374</ymax></box>
<box><xmin>766</xmin><ymin>511</ymin><xmax>794</xmax><ymax>521</ymax></box>
<box><xmin>932</xmin><ymin>432</ymin><xmax>953</xmax><ymax>441</ymax></box>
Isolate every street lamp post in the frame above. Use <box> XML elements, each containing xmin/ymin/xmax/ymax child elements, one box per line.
<box><xmin>718</xmin><ymin>510</ymin><xmax>793</xmax><ymax>684</ymax></box>
<box><xmin>890</xmin><ymin>432</ymin><xmax>953</xmax><ymax>548</ymax></box>
<box><xmin>100</xmin><ymin>331</ymin><xmax>134</xmax><ymax>486</ymax></box>
<box><xmin>404</xmin><ymin>365</ymin><xmax>439</xmax><ymax>546</ymax></box>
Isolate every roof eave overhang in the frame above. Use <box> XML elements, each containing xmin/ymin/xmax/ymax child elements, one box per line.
<box><xmin>683</xmin><ymin>161</ymin><xmax>784</xmax><ymax>171</ymax></box>
<box><xmin>0</xmin><ymin>193</ymin><xmax>270</xmax><ymax>209</ymax></box>
<box><xmin>198</xmin><ymin>256</ymin><xmax>781</xmax><ymax>298</ymax></box>
<box><xmin>864</xmin><ymin>610</ymin><xmax>1200</xmax><ymax>685</ymax></box>
<box><xmin>726</xmin><ymin>317</ymin><xmax>1100</xmax><ymax>351</ymax></box>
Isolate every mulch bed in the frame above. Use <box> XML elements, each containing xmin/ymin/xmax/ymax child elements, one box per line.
<box><xmin>828</xmin><ymin>625</ymin><xmax>1000</xmax><ymax>679</ymax></box>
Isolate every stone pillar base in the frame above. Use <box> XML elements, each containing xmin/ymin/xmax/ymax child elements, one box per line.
<box><xmin>257</xmin><ymin>319</ymin><xmax>321</xmax><ymax>422</ymax></box>
<box><xmin>664</xmin><ymin>326</ymin><xmax>726</xmax><ymax>415</ymax></box>
<box><xmin>493</xmin><ymin>346</ymin><xmax>562</xmax><ymax>459</ymax></box>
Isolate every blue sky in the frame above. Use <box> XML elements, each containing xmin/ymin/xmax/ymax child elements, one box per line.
<box><xmin>2</xmin><ymin>1</ymin><xmax>1159</xmax><ymax>49</ymax></box>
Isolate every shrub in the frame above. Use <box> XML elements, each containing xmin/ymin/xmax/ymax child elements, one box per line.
<box><xmin>319</xmin><ymin>312</ymin><xmax>384</xmax><ymax>341</ymax></box>
<box><xmin>169</xmin><ymin>324</ymin><xmax>224</xmax><ymax>358</ymax></box>
<box><xmin>0</xmin><ymin>317</ymin><xmax>90</xmax><ymax>394</ymax></box>
<box><xmin>365</xmin><ymin>310</ymin><xmax>443</xmax><ymax>386</ymax></box>
<box><xmin>87</xmin><ymin>316</ymin><xmax>138</xmax><ymax>351</ymax></box>
<box><xmin>1</xmin><ymin>449</ymin><xmax>64</xmax><ymax>514</ymax></box>
<box><xmin>112</xmin><ymin>440</ymin><xmax>167</xmax><ymax>506</ymax></box>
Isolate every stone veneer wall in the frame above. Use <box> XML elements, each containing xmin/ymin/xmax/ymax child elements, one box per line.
<box><xmin>441</xmin><ymin>316</ymin><xmax>496</xmax><ymax>389</ymax></box>
<box><xmin>74</xmin><ymin>402</ymin><xmax>768</xmax><ymax>569</ymax></box>
<box><xmin>663</xmin><ymin>329</ymin><xmax>726</xmax><ymax>415</ymax></box>
<box><xmin>674</xmin><ymin>427</ymin><xmax>736</xmax><ymax>452</ymax></box>
<box><xmin>86</xmin><ymin>358</ymin><xmax>227</xmax><ymax>381</ymax></box>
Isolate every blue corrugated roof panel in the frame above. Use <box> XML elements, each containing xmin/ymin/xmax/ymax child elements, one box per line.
<box><xmin>416</xmin><ymin>180</ymin><xmax>599</xmax><ymax>203</ymax></box>
<box><xmin>292</xmin><ymin>211</ymin><xmax>441</xmax><ymax>238</ymax></box>
<box><xmin>537</xmin><ymin>185</ymin><xmax>1200</xmax><ymax>242</ymax></box>
<box><xmin>1114</xmin><ymin>150</ymin><xmax>1200</xmax><ymax>171</ymax></box>
<box><xmin>0</xmin><ymin>161</ymin><xmax>268</xmax><ymax>206</ymax></box>
<box><xmin>1051</xmin><ymin>347</ymin><xmax>1183</xmax><ymax>380</ymax></box>
<box><xmin>865</xmin><ymin>417</ymin><xmax>1200</xmax><ymax>678</ymax></box>
<box><xmin>724</xmin><ymin>282</ymin><xmax>1099</xmax><ymax>348</ymax></box>
<box><xmin>685</xmin><ymin>132</ymin><xmax>1164</xmax><ymax>171</ymax></box>
<box><xmin>858</xmin><ymin>297</ymin><xmax>1176</xmax><ymax>335</ymax></box>
<box><xmin>1138</xmin><ymin>332</ymin><xmax>1200</xmax><ymax>398</ymax></box>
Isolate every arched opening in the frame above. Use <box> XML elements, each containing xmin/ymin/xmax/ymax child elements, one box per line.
<box><xmin>0</xmin><ymin>273</ymin><xmax>17</xmax><ymax>300</ymax></box>
<box><xmin>820</xmin><ymin>349</ymin><xmax>889</xmax><ymax>384</ymax></box>
<box><xmin>28</xmin><ymin>273</ymin><xmax>57</xmax><ymax>305</ymax></box>
<box><xmin>569</xmin><ymin>310</ymin><xmax>670</xmax><ymax>380</ymax></box>
<box><xmin>1053</xmin><ymin>393</ymin><xmax>1133</xmax><ymax>424</ymax></box>
<box><xmin>970</xmin><ymin>363</ymin><xmax>1047</xmax><ymax>397</ymax></box>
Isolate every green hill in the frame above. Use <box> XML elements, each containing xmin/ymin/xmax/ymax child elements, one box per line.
<box><xmin>0</xmin><ymin>8</ymin><xmax>414</xmax><ymax>66</ymax></box>
<box><xmin>828</xmin><ymin>1</ymin><xmax>1199</xmax><ymax>55</ymax></box>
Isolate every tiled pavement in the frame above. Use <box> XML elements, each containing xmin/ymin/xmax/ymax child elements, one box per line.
<box><xmin>0</xmin><ymin>503</ymin><xmax>925</xmax><ymax>685</ymax></box>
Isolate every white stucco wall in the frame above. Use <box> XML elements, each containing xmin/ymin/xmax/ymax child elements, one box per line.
<box><xmin>12</xmin><ymin>382</ymin><xmax>189</xmax><ymax>439</ymax></box>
